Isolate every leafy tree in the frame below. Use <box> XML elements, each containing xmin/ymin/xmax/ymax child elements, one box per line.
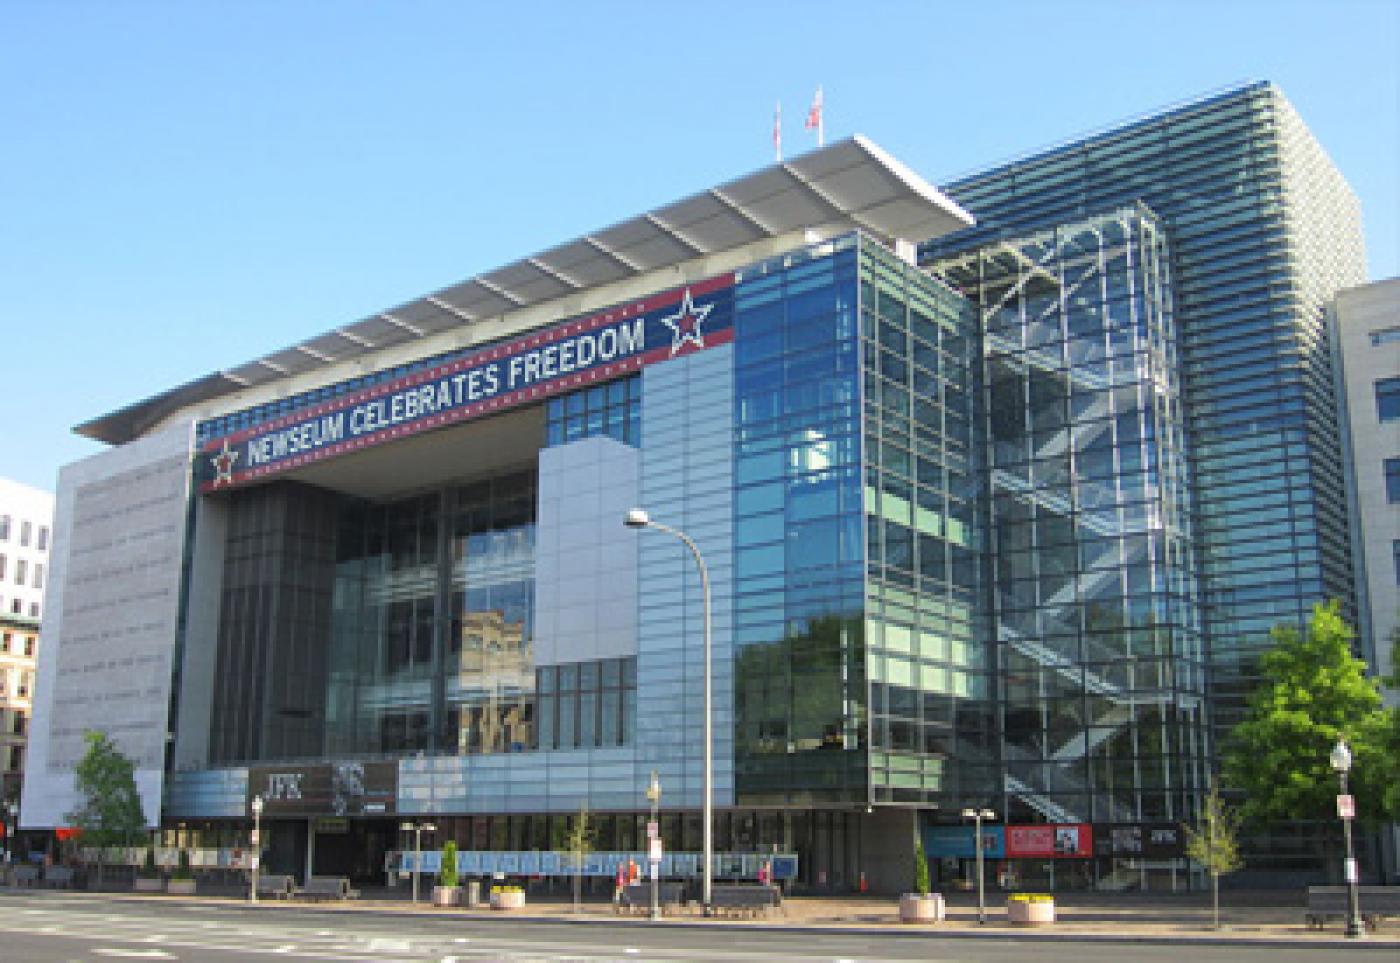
<box><xmin>1183</xmin><ymin>782</ymin><xmax>1243</xmax><ymax>930</ymax></box>
<box><xmin>1223</xmin><ymin>601</ymin><xmax>1394</xmax><ymax>826</ymax></box>
<box><xmin>563</xmin><ymin>805</ymin><xmax>594</xmax><ymax>912</ymax></box>
<box><xmin>66</xmin><ymin>730</ymin><xmax>146</xmax><ymax>883</ymax></box>
<box><xmin>913</xmin><ymin>838</ymin><xmax>931</xmax><ymax>896</ymax></box>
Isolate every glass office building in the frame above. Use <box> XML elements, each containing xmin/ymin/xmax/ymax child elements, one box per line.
<box><xmin>26</xmin><ymin>87</ymin><xmax>1371</xmax><ymax>892</ymax></box>
<box><xmin>925</xmin><ymin>82</ymin><xmax>1366</xmax><ymax>879</ymax></box>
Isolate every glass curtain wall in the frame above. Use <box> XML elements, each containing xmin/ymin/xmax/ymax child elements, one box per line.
<box><xmin>858</xmin><ymin>240</ymin><xmax>990</xmax><ymax>807</ymax></box>
<box><xmin>326</xmin><ymin>471</ymin><xmax>538</xmax><ymax>757</ymax></box>
<box><xmin>731</xmin><ymin>234</ymin><xmax>867</xmax><ymax>804</ymax></box>
<box><xmin>930</xmin><ymin>207</ymin><xmax>1206</xmax><ymax>833</ymax></box>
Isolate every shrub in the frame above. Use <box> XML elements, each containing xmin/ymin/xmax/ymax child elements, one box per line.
<box><xmin>140</xmin><ymin>847</ymin><xmax>159</xmax><ymax>879</ymax></box>
<box><xmin>172</xmin><ymin>849</ymin><xmax>193</xmax><ymax>881</ymax></box>
<box><xmin>439</xmin><ymin>840</ymin><xmax>459</xmax><ymax>889</ymax></box>
<box><xmin>913</xmin><ymin>839</ymin><xmax>930</xmax><ymax>896</ymax></box>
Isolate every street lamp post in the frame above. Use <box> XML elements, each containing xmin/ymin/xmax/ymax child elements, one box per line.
<box><xmin>960</xmin><ymin>808</ymin><xmax>996</xmax><ymax>925</ymax></box>
<box><xmin>249</xmin><ymin>795</ymin><xmax>264</xmax><ymax>905</ymax></box>
<box><xmin>400</xmin><ymin>821</ymin><xmax>437</xmax><ymax>905</ymax></box>
<box><xmin>4</xmin><ymin>800</ymin><xmax>17</xmax><ymax>865</ymax></box>
<box><xmin>1329</xmin><ymin>739</ymin><xmax>1364</xmax><ymax>939</ymax></box>
<box><xmin>625</xmin><ymin>508</ymin><xmax>713</xmax><ymax>914</ymax></box>
<box><xmin>646</xmin><ymin>770</ymin><xmax>662</xmax><ymax>920</ymax></box>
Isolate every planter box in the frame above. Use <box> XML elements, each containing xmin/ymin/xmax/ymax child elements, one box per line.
<box><xmin>1007</xmin><ymin>897</ymin><xmax>1055</xmax><ymax>925</ymax></box>
<box><xmin>899</xmin><ymin>892</ymin><xmax>945</xmax><ymax>923</ymax></box>
<box><xmin>166</xmin><ymin>878</ymin><xmax>197</xmax><ymax>896</ymax></box>
<box><xmin>490</xmin><ymin>889</ymin><xmax>526</xmax><ymax>910</ymax></box>
<box><xmin>134</xmin><ymin>876</ymin><xmax>163</xmax><ymax>893</ymax></box>
<box><xmin>432</xmin><ymin>885</ymin><xmax>461</xmax><ymax>907</ymax></box>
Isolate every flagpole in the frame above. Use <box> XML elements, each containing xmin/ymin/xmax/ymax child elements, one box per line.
<box><xmin>774</xmin><ymin>100</ymin><xmax>782</xmax><ymax>162</ymax></box>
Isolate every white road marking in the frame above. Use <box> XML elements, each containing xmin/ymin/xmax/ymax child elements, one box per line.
<box><xmin>93</xmin><ymin>951</ymin><xmax>177</xmax><ymax>960</ymax></box>
<box><xmin>625</xmin><ymin>950</ymin><xmax>640</xmax><ymax>955</ymax></box>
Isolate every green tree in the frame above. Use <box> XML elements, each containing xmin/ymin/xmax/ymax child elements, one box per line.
<box><xmin>66</xmin><ymin>730</ymin><xmax>146</xmax><ymax>884</ymax></box>
<box><xmin>1223</xmin><ymin>601</ymin><xmax>1393</xmax><ymax>826</ymax></box>
<box><xmin>563</xmin><ymin>805</ymin><xmax>594</xmax><ymax>912</ymax></box>
<box><xmin>1183</xmin><ymin>782</ymin><xmax>1243</xmax><ymax>930</ymax></box>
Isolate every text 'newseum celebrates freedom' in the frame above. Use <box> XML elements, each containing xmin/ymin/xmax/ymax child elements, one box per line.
<box><xmin>200</xmin><ymin>274</ymin><xmax>734</xmax><ymax>490</ymax></box>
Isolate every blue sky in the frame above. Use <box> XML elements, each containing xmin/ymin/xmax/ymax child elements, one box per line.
<box><xmin>3</xmin><ymin>0</ymin><xmax>1397</xmax><ymax>491</ymax></box>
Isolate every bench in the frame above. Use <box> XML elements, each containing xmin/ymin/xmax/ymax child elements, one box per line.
<box><xmin>1305</xmin><ymin>886</ymin><xmax>1400</xmax><ymax>932</ymax></box>
<box><xmin>255</xmin><ymin>873</ymin><xmax>297</xmax><ymax>900</ymax></box>
<box><xmin>294</xmin><ymin>876</ymin><xmax>358</xmax><ymax>901</ymax></box>
<box><xmin>616</xmin><ymin>881</ymin><xmax>686</xmax><ymax>914</ymax></box>
<box><xmin>11</xmin><ymin>865</ymin><xmax>41</xmax><ymax>887</ymax></box>
<box><xmin>44</xmin><ymin>866</ymin><xmax>77</xmax><ymax>889</ymax></box>
<box><xmin>710</xmin><ymin>884</ymin><xmax>783</xmax><ymax>918</ymax></box>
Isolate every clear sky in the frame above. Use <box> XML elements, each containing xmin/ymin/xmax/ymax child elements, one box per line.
<box><xmin>3</xmin><ymin>0</ymin><xmax>1397</xmax><ymax>492</ymax></box>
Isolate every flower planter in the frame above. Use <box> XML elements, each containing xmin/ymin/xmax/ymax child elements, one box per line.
<box><xmin>166</xmin><ymin>878</ymin><xmax>197</xmax><ymax>896</ymax></box>
<box><xmin>899</xmin><ymin>892</ymin><xmax>945</xmax><ymax>923</ymax></box>
<box><xmin>490</xmin><ymin>888</ymin><xmax>526</xmax><ymax>910</ymax></box>
<box><xmin>1007</xmin><ymin>895</ymin><xmax>1055</xmax><ymax>925</ymax></box>
<box><xmin>133</xmin><ymin>876</ymin><xmax>163</xmax><ymax>893</ymax></box>
<box><xmin>433</xmin><ymin>885</ymin><xmax>461</xmax><ymax>907</ymax></box>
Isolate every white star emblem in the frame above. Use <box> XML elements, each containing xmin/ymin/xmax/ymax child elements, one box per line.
<box><xmin>211</xmin><ymin>439</ymin><xmax>239</xmax><ymax>486</ymax></box>
<box><xmin>659</xmin><ymin>288</ymin><xmax>713</xmax><ymax>357</ymax></box>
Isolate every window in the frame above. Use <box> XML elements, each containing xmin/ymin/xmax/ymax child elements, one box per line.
<box><xmin>19</xmin><ymin>520</ymin><xmax>30</xmax><ymax>547</ymax></box>
<box><xmin>1378</xmin><ymin>378</ymin><xmax>1400</xmax><ymax>423</ymax></box>
<box><xmin>17</xmin><ymin>672</ymin><xmax>30</xmax><ymax>697</ymax></box>
<box><xmin>36</xmin><ymin>526</ymin><xmax>48</xmax><ymax>551</ymax></box>
<box><xmin>1372</xmin><ymin>327</ymin><xmax>1400</xmax><ymax>347</ymax></box>
<box><xmin>33</xmin><ymin>563</ymin><xmax>42</xmax><ymax>590</ymax></box>
<box><xmin>12</xmin><ymin>712</ymin><xmax>24</xmax><ymax>736</ymax></box>
<box><xmin>0</xmin><ymin>554</ymin><xmax>6</xmax><ymax>580</ymax></box>
<box><xmin>0</xmin><ymin>515</ymin><xmax>8</xmax><ymax>540</ymax></box>
<box><xmin>0</xmin><ymin>632</ymin><xmax>8</xmax><ymax>653</ymax></box>
<box><xmin>28</xmin><ymin>602</ymin><xmax>38</xmax><ymax>618</ymax></box>
<box><xmin>14</xmin><ymin>559</ymin><xmax>25</xmax><ymax>585</ymax></box>
<box><xmin>24</xmin><ymin>636</ymin><xmax>34</xmax><ymax>657</ymax></box>
<box><xmin>9</xmin><ymin>600</ymin><xmax>18</xmax><ymax>615</ymax></box>
<box><xmin>1388</xmin><ymin>458</ymin><xmax>1400</xmax><ymax>504</ymax></box>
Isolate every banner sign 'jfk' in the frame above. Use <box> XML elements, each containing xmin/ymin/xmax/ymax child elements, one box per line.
<box><xmin>201</xmin><ymin>273</ymin><xmax>735</xmax><ymax>491</ymax></box>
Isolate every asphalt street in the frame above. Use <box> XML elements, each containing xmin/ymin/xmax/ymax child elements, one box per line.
<box><xmin>0</xmin><ymin>891</ymin><xmax>1389</xmax><ymax>962</ymax></box>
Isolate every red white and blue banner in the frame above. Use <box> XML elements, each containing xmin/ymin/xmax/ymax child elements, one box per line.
<box><xmin>200</xmin><ymin>273</ymin><xmax>735</xmax><ymax>491</ymax></box>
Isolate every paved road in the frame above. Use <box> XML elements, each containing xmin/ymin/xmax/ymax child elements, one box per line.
<box><xmin>0</xmin><ymin>891</ymin><xmax>1388</xmax><ymax>962</ymax></box>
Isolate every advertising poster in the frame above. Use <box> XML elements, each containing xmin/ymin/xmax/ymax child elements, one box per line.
<box><xmin>1004</xmin><ymin>823</ymin><xmax>1092</xmax><ymax>858</ymax></box>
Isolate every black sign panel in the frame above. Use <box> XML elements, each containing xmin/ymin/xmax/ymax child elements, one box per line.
<box><xmin>1098</xmin><ymin>822</ymin><xmax>1185</xmax><ymax>858</ymax></box>
<box><xmin>248</xmin><ymin>762</ymin><xmax>397</xmax><ymax>817</ymax></box>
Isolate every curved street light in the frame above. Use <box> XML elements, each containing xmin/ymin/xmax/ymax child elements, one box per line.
<box><xmin>625</xmin><ymin>508</ymin><xmax>713</xmax><ymax>914</ymax></box>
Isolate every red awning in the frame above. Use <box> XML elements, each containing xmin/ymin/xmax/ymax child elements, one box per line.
<box><xmin>54</xmin><ymin>827</ymin><xmax>83</xmax><ymax>841</ymax></box>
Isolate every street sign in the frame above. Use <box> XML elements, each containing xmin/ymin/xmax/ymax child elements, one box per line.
<box><xmin>1344</xmin><ymin>857</ymin><xmax>1358</xmax><ymax>884</ymax></box>
<box><xmin>646</xmin><ymin>821</ymin><xmax>658</xmax><ymax>839</ymax></box>
<box><xmin>1337</xmin><ymin>794</ymin><xmax>1355</xmax><ymax>820</ymax></box>
<box><xmin>648</xmin><ymin>838</ymin><xmax>663</xmax><ymax>863</ymax></box>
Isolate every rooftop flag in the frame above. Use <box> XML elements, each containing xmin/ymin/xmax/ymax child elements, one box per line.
<box><xmin>805</xmin><ymin>86</ymin><xmax>824</xmax><ymax>146</ymax></box>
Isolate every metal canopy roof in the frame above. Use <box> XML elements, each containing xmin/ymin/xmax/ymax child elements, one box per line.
<box><xmin>78</xmin><ymin>135</ymin><xmax>973</xmax><ymax>445</ymax></box>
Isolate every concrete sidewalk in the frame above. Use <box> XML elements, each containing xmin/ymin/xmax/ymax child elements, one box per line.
<box><xmin>40</xmin><ymin>884</ymin><xmax>1399</xmax><ymax>948</ymax></box>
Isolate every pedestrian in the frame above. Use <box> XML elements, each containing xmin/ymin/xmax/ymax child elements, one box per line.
<box><xmin>627</xmin><ymin>858</ymin><xmax>639</xmax><ymax>886</ymax></box>
<box><xmin>615</xmin><ymin>862</ymin><xmax>626</xmax><ymax>904</ymax></box>
<box><xmin>758</xmin><ymin>859</ymin><xmax>771</xmax><ymax>887</ymax></box>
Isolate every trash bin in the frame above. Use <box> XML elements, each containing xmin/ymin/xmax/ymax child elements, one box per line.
<box><xmin>466</xmin><ymin>879</ymin><xmax>481</xmax><ymax>907</ymax></box>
